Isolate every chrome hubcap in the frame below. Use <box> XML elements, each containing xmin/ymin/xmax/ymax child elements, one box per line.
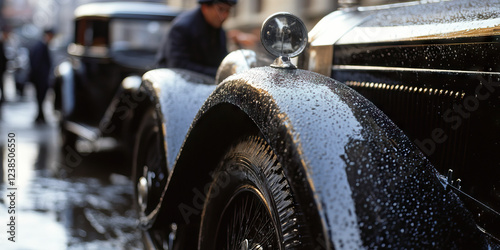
<box><xmin>137</xmin><ymin>165</ymin><xmax>154</xmax><ymax>213</ymax></box>
<box><xmin>241</xmin><ymin>239</ymin><xmax>248</xmax><ymax>250</ymax></box>
<box><xmin>137</xmin><ymin>176</ymin><xmax>148</xmax><ymax>212</ymax></box>
<box><xmin>240</xmin><ymin>239</ymin><xmax>263</xmax><ymax>250</ymax></box>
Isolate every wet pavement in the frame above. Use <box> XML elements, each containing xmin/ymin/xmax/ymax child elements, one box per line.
<box><xmin>0</xmin><ymin>76</ymin><xmax>142</xmax><ymax>249</ymax></box>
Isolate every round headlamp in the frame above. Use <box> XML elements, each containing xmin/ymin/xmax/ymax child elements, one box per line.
<box><xmin>261</xmin><ymin>12</ymin><xmax>308</xmax><ymax>63</ymax></box>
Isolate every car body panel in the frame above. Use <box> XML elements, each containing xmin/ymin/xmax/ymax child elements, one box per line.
<box><xmin>143</xmin><ymin>65</ymin><xmax>485</xmax><ymax>248</ymax></box>
<box><xmin>303</xmin><ymin>0</ymin><xmax>500</xmax><ymax>241</ymax></box>
<box><xmin>131</xmin><ymin>0</ymin><xmax>498</xmax><ymax>247</ymax></box>
<box><xmin>142</xmin><ymin>68</ymin><xmax>217</xmax><ymax>170</ymax></box>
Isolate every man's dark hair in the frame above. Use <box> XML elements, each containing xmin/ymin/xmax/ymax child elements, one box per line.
<box><xmin>198</xmin><ymin>0</ymin><xmax>237</xmax><ymax>5</ymax></box>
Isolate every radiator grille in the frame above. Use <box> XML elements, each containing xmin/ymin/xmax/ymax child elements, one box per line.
<box><xmin>346</xmin><ymin>80</ymin><xmax>471</xmax><ymax>173</ymax></box>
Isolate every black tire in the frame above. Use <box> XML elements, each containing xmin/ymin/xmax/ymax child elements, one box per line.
<box><xmin>132</xmin><ymin>107</ymin><xmax>168</xmax><ymax>219</ymax></box>
<box><xmin>199</xmin><ymin>136</ymin><xmax>311</xmax><ymax>250</ymax></box>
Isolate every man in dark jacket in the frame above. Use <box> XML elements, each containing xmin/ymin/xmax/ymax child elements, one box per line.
<box><xmin>29</xmin><ymin>29</ymin><xmax>54</xmax><ymax>124</ymax></box>
<box><xmin>0</xmin><ymin>28</ymin><xmax>8</xmax><ymax>104</ymax></box>
<box><xmin>156</xmin><ymin>0</ymin><xmax>237</xmax><ymax>77</ymax></box>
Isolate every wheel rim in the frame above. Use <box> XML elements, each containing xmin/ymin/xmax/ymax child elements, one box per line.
<box><xmin>214</xmin><ymin>187</ymin><xmax>280</xmax><ymax>250</ymax></box>
<box><xmin>199</xmin><ymin>136</ymin><xmax>313</xmax><ymax>249</ymax></box>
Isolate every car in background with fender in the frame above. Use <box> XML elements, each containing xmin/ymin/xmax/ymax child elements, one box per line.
<box><xmin>53</xmin><ymin>2</ymin><xmax>180</xmax><ymax>157</ymax></box>
<box><xmin>129</xmin><ymin>0</ymin><xmax>499</xmax><ymax>249</ymax></box>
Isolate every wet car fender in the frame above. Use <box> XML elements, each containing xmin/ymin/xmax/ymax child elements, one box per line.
<box><xmin>99</xmin><ymin>75</ymin><xmax>149</xmax><ymax>143</ymax></box>
<box><xmin>153</xmin><ymin>66</ymin><xmax>485</xmax><ymax>248</ymax></box>
<box><xmin>140</xmin><ymin>68</ymin><xmax>217</xmax><ymax>172</ymax></box>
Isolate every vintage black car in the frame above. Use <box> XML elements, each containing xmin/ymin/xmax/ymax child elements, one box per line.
<box><xmin>53</xmin><ymin>2</ymin><xmax>180</xmax><ymax>154</ymax></box>
<box><xmin>128</xmin><ymin>0</ymin><xmax>499</xmax><ymax>249</ymax></box>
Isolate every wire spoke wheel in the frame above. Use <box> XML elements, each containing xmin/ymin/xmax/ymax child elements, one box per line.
<box><xmin>218</xmin><ymin>188</ymin><xmax>279</xmax><ymax>249</ymax></box>
<box><xmin>199</xmin><ymin>135</ymin><xmax>312</xmax><ymax>250</ymax></box>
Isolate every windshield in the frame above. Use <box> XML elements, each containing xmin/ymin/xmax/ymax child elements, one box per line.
<box><xmin>109</xmin><ymin>18</ymin><xmax>171</xmax><ymax>68</ymax></box>
<box><xmin>111</xmin><ymin>18</ymin><xmax>170</xmax><ymax>53</ymax></box>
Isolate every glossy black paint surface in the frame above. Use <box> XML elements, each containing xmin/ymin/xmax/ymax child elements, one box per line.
<box><xmin>148</xmin><ymin>66</ymin><xmax>487</xmax><ymax>248</ymax></box>
<box><xmin>334</xmin><ymin>36</ymin><xmax>500</xmax><ymax>73</ymax></box>
<box><xmin>137</xmin><ymin>1</ymin><xmax>499</xmax><ymax>247</ymax></box>
<box><xmin>312</xmin><ymin>0</ymin><xmax>500</xmax><ymax>240</ymax></box>
<box><xmin>70</xmin><ymin>62</ymin><xmax>128</xmax><ymax>125</ymax></box>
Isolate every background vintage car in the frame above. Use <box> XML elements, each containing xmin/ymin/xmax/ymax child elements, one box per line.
<box><xmin>127</xmin><ymin>0</ymin><xmax>499</xmax><ymax>249</ymax></box>
<box><xmin>53</xmin><ymin>2</ymin><xmax>180</xmax><ymax>154</ymax></box>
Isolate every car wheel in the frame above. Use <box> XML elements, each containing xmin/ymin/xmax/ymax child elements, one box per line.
<box><xmin>198</xmin><ymin>135</ymin><xmax>311</xmax><ymax>250</ymax></box>
<box><xmin>132</xmin><ymin>107</ymin><xmax>168</xmax><ymax>219</ymax></box>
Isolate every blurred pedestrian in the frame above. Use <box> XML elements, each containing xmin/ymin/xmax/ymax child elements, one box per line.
<box><xmin>29</xmin><ymin>28</ymin><xmax>55</xmax><ymax>124</ymax></box>
<box><xmin>156</xmin><ymin>0</ymin><xmax>237</xmax><ymax>77</ymax></box>
<box><xmin>0</xmin><ymin>28</ymin><xmax>8</xmax><ymax>104</ymax></box>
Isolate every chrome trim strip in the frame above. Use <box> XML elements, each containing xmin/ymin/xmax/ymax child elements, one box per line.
<box><xmin>333</xmin><ymin>65</ymin><xmax>500</xmax><ymax>76</ymax></box>
<box><xmin>336</xmin><ymin>18</ymin><xmax>500</xmax><ymax>44</ymax></box>
<box><xmin>306</xmin><ymin>11</ymin><xmax>371</xmax><ymax>75</ymax></box>
<box><xmin>309</xmin><ymin>11</ymin><xmax>371</xmax><ymax>46</ymax></box>
<box><xmin>355</xmin><ymin>0</ymin><xmax>450</xmax><ymax>12</ymax></box>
